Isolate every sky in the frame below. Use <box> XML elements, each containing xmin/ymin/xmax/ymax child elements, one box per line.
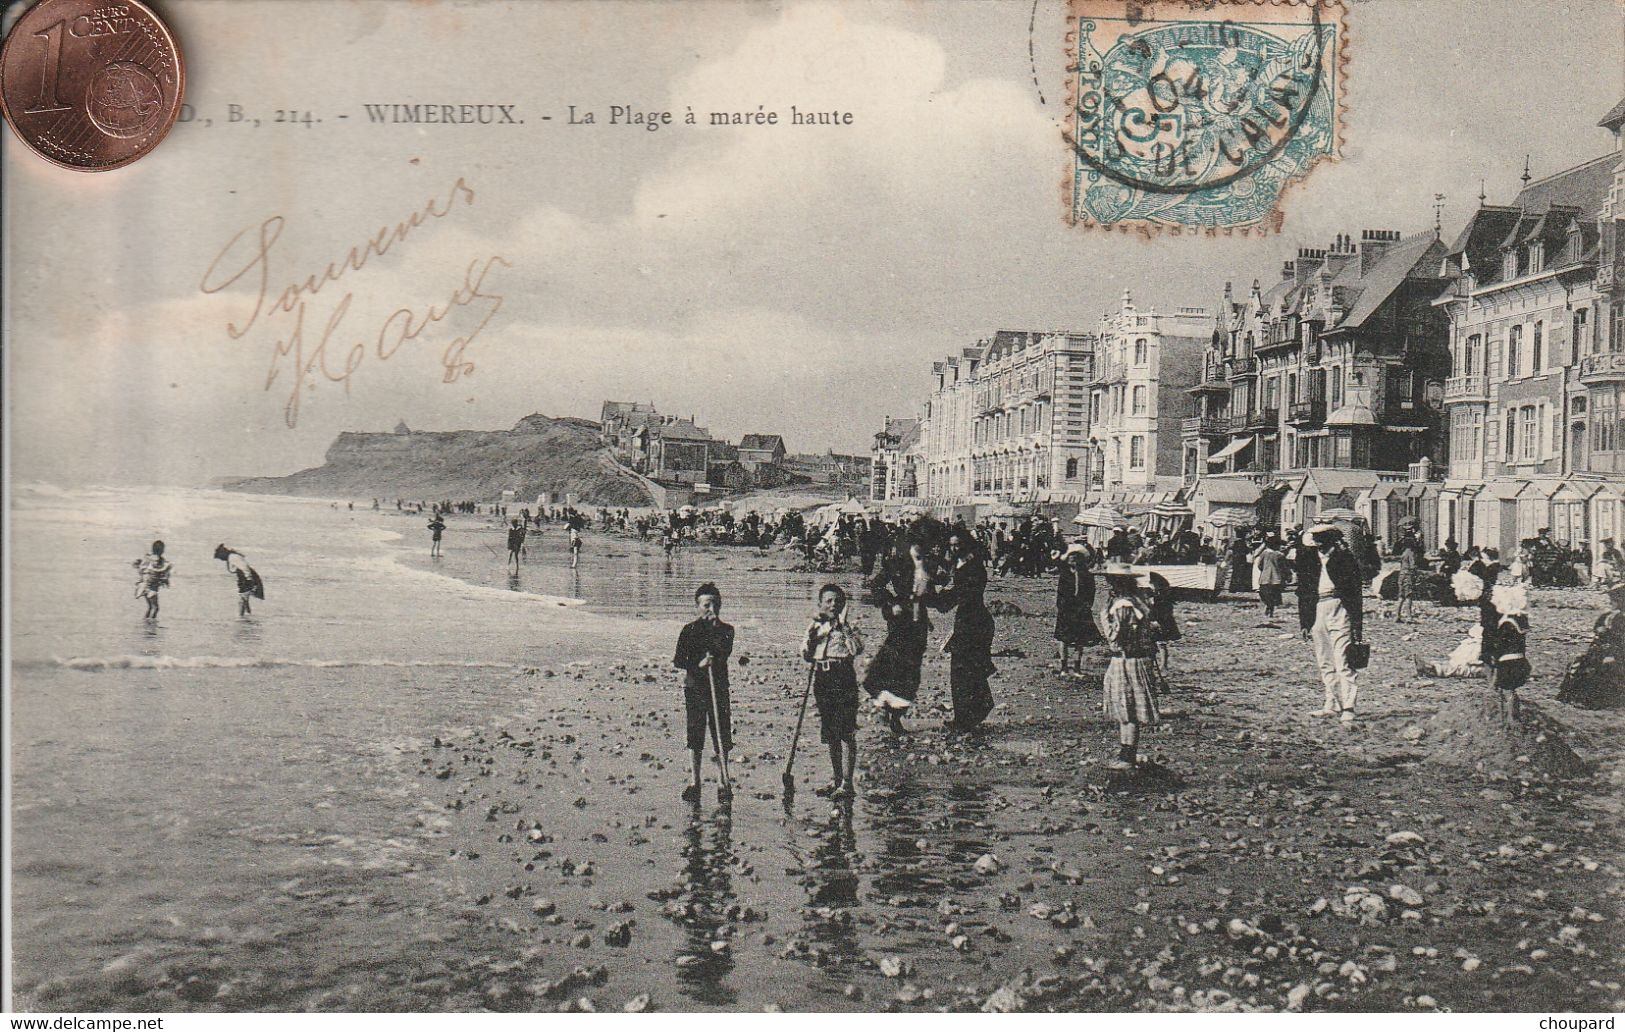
<box><xmin>4</xmin><ymin>0</ymin><xmax>1623</xmax><ymax>486</ymax></box>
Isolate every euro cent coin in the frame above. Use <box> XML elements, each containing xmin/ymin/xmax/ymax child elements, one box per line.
<box><xmin>0</xmin><ymin>0</ymin><xmax>184</xmax><ymax>171</ymax></box>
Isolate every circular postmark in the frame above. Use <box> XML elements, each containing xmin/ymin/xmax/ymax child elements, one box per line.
<box><xmin>0</xmin><ymin>0</ymin><xmax>185</xmax><ymax>172</ymax></box>
<box><xmin>1073</xmin><ymin>5</ymin><xmax>1331</xmax><ymax>197</ymax></box>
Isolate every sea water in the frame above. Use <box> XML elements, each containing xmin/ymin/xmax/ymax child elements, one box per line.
<box><xmin>6</xmin><ymin>486</ymin><xmax>909</xmax><ymax>1009</ymax></box>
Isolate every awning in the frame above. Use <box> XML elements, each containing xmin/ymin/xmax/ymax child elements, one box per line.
<box><xmin>1207</xmin><ymin>436</ymin><xmax>1253</xmax><ymax>464</ymax></box>
<box><xmin>1204</xmin><ymin>507</ymin><xmax>1256</xmax><ymax>528</ymax></box>
<box><xmin>1192</xmin><ymin>476</ymin><xmax>1262</xmax><ymax>505</ymax></box>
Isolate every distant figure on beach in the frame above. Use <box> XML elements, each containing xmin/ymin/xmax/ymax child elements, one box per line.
<box><xmin>1251</xmin><ymin>535</ymin><xmax>1285</xmax><ymax>618</ymax></box>
<box><xmin>941</xmin><ymin>532</ymin><xmax>996</xmax><ymax>732</ymax></box>
<box><xmin>1558</xmin><ymin>575</ymin><xmax>1625</xmax><ymax>709</ymax></box>
<box><xmin>506</xmin><ymin>519</ymin><xmax>527</xmax><ymax>573</ymax></box>
<box><xmin>427</xmin><ymin>514</ymin><xmax>446</xmax><ymax>557</ymax></box>
<box><xmin>569</xmin><ymin>523</ymin><xmax>583</xmax><ymax>569</ymax></box>
<box><xmin>214</xmin><ymin>544</ymin><xmax>263</xmax><ymax>617</ymax></box>
<box><xmin>1055</xmin><ymin>543</ymin><xmax>1102</xmax><ymax>673</ymax></box>
<box><xmin>132</xmin><ymin>540</ymin><xmax>173</xmax><ymax>620</ymax></box>
<box><xmin>803</xmin><ymin>584</ymin><xmax>863</xmax><ymax>798</ymax></box>
<box><xmin>1101</xmin><ymin>563</ymin><xmax>1163</xmax><ymax>770</ymax></box>
<box><xmin>673</xmin><ymin>582</ymin><xmax>735</xmax><ymax>803</ymax></box>
<box><xmin>863</xmin><ymin>536</ymin><xmax>934</xmax><ymax>735</ymax></box>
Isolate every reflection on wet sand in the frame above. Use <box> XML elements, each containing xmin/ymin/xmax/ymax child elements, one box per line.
<box><xmin>794</xmin><ymin>800</ymin><xmax>862</xmax><ymax>976</ymax></box>
<box><xmin>667</xmin><ymin>806</ymin><xmax>739</xmax><ymax>1006</ymax></box>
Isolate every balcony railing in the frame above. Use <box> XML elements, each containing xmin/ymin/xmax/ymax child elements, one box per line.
<box><xmin>1182</xmin><ymin>416</ymin><xmax>1228</xmax><ymax>436</ymax></box>
<box><xmin>1287</xmin><ymin>399</ymin><xmax>1326</xmax><ymax>427</ymax></box>
<box><xmin>1580</xmin><ymin>352</ymin><xmax>1625</xmax><ymax>383</ymax></box>
<box><xmin>1247</xmin><ymin>407</ymin><xmax>1280</xmax><ymax>432</ymax></box>
<box><xmin>1443</xmin><ymin>373</ymin><xmax>1487</xmax><ymax>401</ymax></box>
<box><xmin>1229</xmin><ymin>411</ymin><xmax>1252</xmax><ymax>432</ymax></box>
<box><xmin>1228</xmin><ymin>356</ymin><xmax>1259</xmax><ymax>376</ymax></box>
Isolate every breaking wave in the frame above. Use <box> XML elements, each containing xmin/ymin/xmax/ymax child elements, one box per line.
<box><xmin>43</xmin><ymin>655</ymin><xmax>519</xmax><ymax>672</ymax></box>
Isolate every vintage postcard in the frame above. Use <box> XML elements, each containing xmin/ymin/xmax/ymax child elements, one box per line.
<box><xmin>4</xmin><ymin>0</ymin><xmax>1625</xmax><ymax>1020</ymax></box>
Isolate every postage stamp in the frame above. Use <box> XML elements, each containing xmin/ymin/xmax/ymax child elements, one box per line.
<box><xmin>1064</xmin><ymin>0</ymin><xmax>1346</xmax><ymax>234</ymax></box>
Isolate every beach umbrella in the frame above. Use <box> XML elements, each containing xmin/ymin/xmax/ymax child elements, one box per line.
<box><xmin>1073</xmin><ymin>503</ymin><xmax>1129</xmax><ymax>528</ymax></box>
<box><xmin>1152</xmin><ymin>500</ymin><xmax>1194</xmax><ymax>517</ymax></box>
<box><xmin>837</xmin><ymin>497</ymin><xmax>872</xmax><ymax>515</ymax></box>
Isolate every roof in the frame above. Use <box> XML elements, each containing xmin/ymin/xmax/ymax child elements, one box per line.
<box><xmin>1602</xmin><ymin>97</ymin><xmax>1625</xmax><ymax>131</ymax></box>
<box><xmin>1510</xmin><ymin>153</ymin><xmax>1617</xmax><ymax>220</ymax></box>
<box><xmin>601</xmin><ymin>400</ymin><xmax>656</xmax><ymax>420</ymax></box>
<box><xmin>1192</xmin><ymin>476</ymin><xmax>1262</xmax><ymax>504</ymax></box>
<box><xmin>1445</xmin><ymin>205</ymin><xmax>1519</xmax><ymax>258</ymax></box>
<box><xmin>1303</xmin><ymin>469</ymin><xmax>1382</xmax><ymax>497</ymax></box>
<box><xmin>653</xmin><ymin>421</ymin><xmax>712</xmax><ymax>442</ymax></box>
<box><xmin>1331</xmin><ymin>232</ymin><xmax>1448</xmax><ymax>330</ymax></box>
<box><xmin>878</xmin><ymin>417</ymin><xmax>920</xmax><ymax>442</ymax></box>
<box><xmin>738</xmin><ymin>434</ymin><xmax>785</xmax><ymax>452</ymax></box>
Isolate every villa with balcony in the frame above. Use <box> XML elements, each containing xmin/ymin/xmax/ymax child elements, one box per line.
<box><xmin>1432</xmin><ymin>96</ymin><xmax>1625</xmax><ymax>558</ymax></box>
<box><xmin>1185</xmin><ymin>226</ymin><xmax>1452</xmax><ymax>543</ymax></box>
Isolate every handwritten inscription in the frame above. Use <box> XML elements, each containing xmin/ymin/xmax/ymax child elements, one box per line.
<box><xmin>200</xmin><ymin>177</ymin><xmax>511</xmax><ymax>428</ymax></box>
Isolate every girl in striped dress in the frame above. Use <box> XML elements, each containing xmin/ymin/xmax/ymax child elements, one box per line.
<box><xmin>1101</xmin><ymin>563</ymin><xmax>1163</xmax><ymax>770</ymax></box>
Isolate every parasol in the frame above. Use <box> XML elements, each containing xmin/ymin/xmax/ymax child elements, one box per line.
<box><xmin>1073</xmin><ymin>503</ymin><xmax>1129</xmax><ymax>528</ymax></box>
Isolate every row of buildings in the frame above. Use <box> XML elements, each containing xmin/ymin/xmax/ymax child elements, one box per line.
<box><xmin>873</xmin><ymin>97</ymin><xmax>1625</xmax><ymax>558</ymax></box>
<box><xmin>600</xmin><ymin>401</ymin><xmax>867</xmax><ymax>504</ymax></box>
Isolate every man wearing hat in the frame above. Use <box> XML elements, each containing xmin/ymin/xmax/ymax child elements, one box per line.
<box><xmin>1296</xmin><ymin>524</ymin><xmax>1364</xmax><ymax>722</ymax></box>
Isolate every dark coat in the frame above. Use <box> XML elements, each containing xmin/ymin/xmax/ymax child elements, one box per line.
<box><xmin>673</xmin><ymin>618</ymin><xmax>734</xmax><ymax>692</ymax></box>
<box><xmin>1296</xmin><ymin>544</ymin><xmax>1363</xmax><ymax>637</ymax></box>
<box><xmin>1055</xmin><ymin>565</ymin><xmax>1102</xmax><ymax>645</ymax></box>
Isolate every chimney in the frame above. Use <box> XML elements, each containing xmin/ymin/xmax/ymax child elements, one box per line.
<box><xmin>1294</xmin><ymin>247</ymin><xmax>1327</xmax><ymax>286</ymax></box>
<box><xmin>1282</xmin><ymin>260</ymin><xmax>1296</xmax><ymax>281</ymax></box>
<box><xmin>1358</xmin><ymin>229</ymin><xmax>1400</xmax><ymax>274</ymax></box>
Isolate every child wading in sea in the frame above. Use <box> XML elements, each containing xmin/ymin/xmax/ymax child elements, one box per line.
<box><xmin>802</xmin><ymin>583</ymin><xmax>864</xmax><ymax>798</ymax></box>
<box><xmin>428</xmin><ymin>514</ymin><xmax>446</xmax><ymax>557</ymax></box>
<box><xmin>672</xmin><ymin>582</ymin><xmax>736</xmax><ymax>802</ymax></box>
<box><xmin>133</xmin><ymin>540</ymin><xmax>173</xmax><ymax>619</ymax></box>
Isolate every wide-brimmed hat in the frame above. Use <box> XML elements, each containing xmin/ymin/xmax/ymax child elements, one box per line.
<box><xmin>1307</xmin><ymin>524</ymin><xmax>1342</xmax><ymax>542</ymax></box>
<box><xmin>1102</xmin><ymin>561</ymin><xmax>1139</xmax><ymax>579</ymax></box>
<box><xmin>1064</xmin><ymin>543</ymin><xmax>1089</xmax><ymax>559</ymax></box>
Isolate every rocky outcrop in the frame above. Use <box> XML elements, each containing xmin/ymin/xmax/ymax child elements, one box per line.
<box><xmin>222</xmin><ymin>414</ymin><xmax>653</xmax><ymax>505</ymax></box>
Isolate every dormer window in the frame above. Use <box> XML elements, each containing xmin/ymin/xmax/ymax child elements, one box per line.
<box><xmin>1502</xmin><ymin>250</ymin><xmax>1518</xmax><ymax>281</ymax></box>
<box><xmin>1529</xmin><ymin>242</ymin><xmax>1544</xmax><ymax>275</ymax></box>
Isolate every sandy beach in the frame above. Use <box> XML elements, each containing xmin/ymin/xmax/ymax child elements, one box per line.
<box><xmin>14</xmin><ymin>494</ymin><xmax>1621</xmax><ymax>1013</ymax></box>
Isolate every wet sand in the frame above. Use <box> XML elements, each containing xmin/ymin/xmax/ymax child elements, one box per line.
<box><xmin>16</xmin><ymin>533</ymin><xmax>1624</xmax><ymax>1012</ymax></box>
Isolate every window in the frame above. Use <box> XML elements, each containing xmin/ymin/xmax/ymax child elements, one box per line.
<box><xmin>1132</xmin><ymin>385</ymin><xmax>1147</xmax><ymax>414</ymax></box>
<box><xmin>1532</xmin><ymin>321</ymin><xmax>1543</xmax><ymax>372</ymax></box>
<box><xmin>1134</xmin><ymin>338</ymin><xmax>1147</xmax><ymax>365</ymax></box>
<box><xmin>1507</xmin><ymin>325</ymin><xmax>1522</xmax><ymax>378</ymax></box>
<box><xmin>1066</xmin><ymin>457</ymin><xmax>1079</xmax><ymax>479</ymax></box>
<box><xmin>1575</xmin><ymin>309</ymin><xmax>1591</xmax><ymax>358</ymax></box>
<box><xmin>1472</xmin><ymin>410</ymin><xmax>1483</xmax><ymax>461</ymax></box>
<box><xmin>1502</xmin><ymin>251</ymin><xmax>1517</xmax><ymax>281</ymax></box>
<box><xmin>1521</xmin><ymin>406</ymin><xmax>1537</xmax><ymax>461</ymax></box>
<box><xmin>1130</xmin><ymin>435</ymin><xmax>1145</xmax><ymax>469</ymax></box>
<box><xmin>1394</xmin><ymin>369</ymin><xmax>1415</xmax><ymax>410</ymax></box>
<box><xmin>1506</xmin><ymin>408</ymin><xmax>1517</xmax><ymax>461</ymax></box>
<box><xmin>1464</xmin><ymin>334</ymin><xmax>1481</xmax><ymax>376</ymax></box>
<box><xmin>1330</xmin><ymin>366</ymin><xmax>1344</xmax><ymax>407</ymax></box>
<box><xmin>1529</xmin><ymin>243</ymin><xmax>1544</xmax><ymax>275</ymax></box>
<box><xmin>1595</xmin><ymin>391</ymin><xmax>1618</xmax><ymax>452</ymax></box>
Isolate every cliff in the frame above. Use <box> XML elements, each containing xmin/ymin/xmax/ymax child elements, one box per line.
<box><xmin>222</xmin><ymin>414</ymin><xmax>654</xmax><ymax>505</ymax></box>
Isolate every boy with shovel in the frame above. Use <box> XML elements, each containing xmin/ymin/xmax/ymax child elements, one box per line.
<box><xmin>673</xmin><ymin>582</ymin><xmax>736</xmax><ymax>803</ymax></box>
<box><xmin>800</xmin><ymin>584</ymin><xmax>864</xmax><ymax>798</ymax></box>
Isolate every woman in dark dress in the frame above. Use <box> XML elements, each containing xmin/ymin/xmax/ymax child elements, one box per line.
<box><xmin>863</xmin><ymin>537</ymin><xmax>934</xmax><ymax>734</ymax></box>
<box><xmin>1055</xmin><ymin>543</ymin><xmax>1102</xmax><ymax>674</ymax></box>
<box><xmin>942</xmin><ymin>532</ymin><xmax>996</xmax><ymax>731</ymax></box>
